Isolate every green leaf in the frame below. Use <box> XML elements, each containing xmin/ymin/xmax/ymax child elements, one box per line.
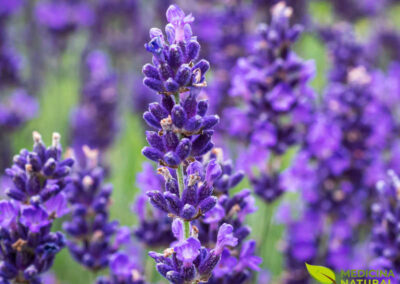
<box><xmin>305</xmin><ymin>263</ymin><xmax>336</xmax><ymax>284</ymax></box>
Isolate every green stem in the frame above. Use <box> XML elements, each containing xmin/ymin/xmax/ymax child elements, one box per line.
<box><xmin>177</xmin><ymin>164</ymin><xmax>191</xmax><ymax>239</ymax></box>
<box><xmin>174</xmin><ymin>92</ymin><xmax>180</xmax><ymax>104</ymax></box>
<box><xmin>177</xmin><ymin>164</ymin><xmax>185</xmax><ymax>197</ymax></box>
<box><xmin>184</xmin><ymin>220</ymin><xmax>191</xmax><ymax>239</ymax></box>
<box><xmin>259</xmin><ymin>204</ymin><xmax>273</xmax><ymax>258</ymax></box>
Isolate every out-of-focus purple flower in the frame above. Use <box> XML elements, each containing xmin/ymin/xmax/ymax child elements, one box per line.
<box><xmin>0</xmin><ymin>90</ymin><xmax>38</xmax><ymax>131</ymax></box>
<box><xmin>0</xmin><ymin>0</ymin><xmax>23</xmax><ymax>18</ymax></box>
<box><xmin>71</xmin><ymin>50</ymin><xmax>118</xmax><ymax>165</ymax></box>
<box><xmin>36</xmin><ymin>0</ymin><xmax>93</xmax><ymax>34</ymax></box>
<box><xmin>91</xmin><ymin>0</ymin><xmax>143</xmax><ymax>54</ymax></box>
<box><xmin>63</xmin><ymin>147</ymin><xmax>122</xmax><ymax>271</ymax></box>
<box><xmin>227</xmin><ymin>2</ymin><xmax>315</xmax><ymax>203</ymax></box>
<box><xmin>370</xmin><ymin>171</ymin><xmax>400</xmax><ymax>276</ymax></box>
<box><xmin>332</xmin><ymin>0</ymin><xmax>388</xmax><ymax>21</ymax></box>
<box><xmin>96</xmin><ymin>252</ymin><xmax>145</xmax><ymax>284</ymax></box>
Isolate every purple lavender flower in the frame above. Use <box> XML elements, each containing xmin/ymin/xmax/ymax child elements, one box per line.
<box><xmin>96</xmin><ymin>252</ymin><xmax>145</xmax><ymax>284</ymax></box>
<box><xmin>70</xmin><ymin>50</ymin><xmax>118</xmax><ymax>164</ymax></box>
<box><xmin>282</xmin><ymin>24</ymin><xmax>398</xmax><ymax>278</ymax></box>
<box><xmin>4</xmin><ymin>132</ymin><xmax>73</xmax><ymax>205</ymax></box>
<box><xmin>191</xmin><ymin>0</ymin><xmax>252</xmax><ymax>115</ymax></box>
<box><xmin>0</xmin><ymin>0</ymin><xmax>23</xmax><ymax>18</ymax></box>
<box><xmin>0</xmin><ymin>132</ymin><xmax>71</xmax><ymax>284</ymax></box>
<box><xmin>133</xmin><ymin>163</ymin><xmax>174</xmax><ymax>247</ymax></box>
<box><xmin>141</xmin><ymin>5</ymin><xmax>261</xmax><ymax>282</ymax></box>
<box><xmin>370</xmin><ymin>170</ymin><xmax>400</xmax><ymax>276</ymax></box>
<box><xmin>147</xmin><ymin>159</ymin><xmax>221</xmax><ymax>220</ymax></box>
<box><xmin>63</xmin><ymin>147</ymin><xmax>122</xmax><ymax>271</ymax></box>
<box><xmin>142</xmin><ymin>4</ymin><xmax>209</xmax><ymax>94</ymax></box>
<box><xmin>331</xmin><ymin>0</ymin><xmax>387</xmax><ymax>21</ymax></box>
<box><xmin>35</xmin><ymin>0</ymin><xmax>94</xmax><ymax>52</ymax></box>
<box><xmin>149</xmin><ymin>220</ymin><xmax>237</xmax><ymax>283</ymax></box>
<box><xmin>0</xmin><ymin>90</ymin><xmax>38</xmax><ymax>131</ymax></box>
<box><xmin>227</xmin><ymin>2</ymin><xmax>315</xmax><ymax>203</ymax></box>
<box><xmin>91</xmin><ymin>0</ymin><xmax>143</xmax><ymax>54</ymax></box>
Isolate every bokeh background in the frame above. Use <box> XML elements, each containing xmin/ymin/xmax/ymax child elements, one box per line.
<box><xmin>2</xmin><ymin>0</ymin><xmax>400</xmax><ymax>283</ymax></box>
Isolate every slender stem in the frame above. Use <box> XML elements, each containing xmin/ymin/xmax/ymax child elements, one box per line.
<box><xmin>259</xmin><ymin>204</ymin><xmax>273</xmax><ymax>257</ymax></box>
<box><xmin>174</xmin><ymin>92</ymin><xmax>180</xmax><ymax>104</ymax></box>
<box><xmin>184</xmin><ymin>220</ymin><xmax>191</xmax><ymax>239</ymax></box>
<box><xmin>177</xmin><ymin>164</ymin><xmax>191</xmax><ymax>238</ymax></box>
<box><xmin>177</xmin><ymin>164</ymin><xmax>185</xmax><ymax>197</ymax></box>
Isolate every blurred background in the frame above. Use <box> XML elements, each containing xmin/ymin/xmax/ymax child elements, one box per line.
<box><xmin>2</xmin><ymin>0</ymin><xmax>400</xmax><ymax>283</ymax></box>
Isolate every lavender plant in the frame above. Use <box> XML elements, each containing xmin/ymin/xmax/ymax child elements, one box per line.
<box><xmin>0</xmin><ymin>132</ymin><xmax>73</xmax><ymax>283</ymax></box>
<box><xmin>227</xmin><ymin>2</ymin><xmax>315</xmax><ymax>203</ymax></box>
<box><xmin>63</xmin><ymin>147</ymin><xmax>125</xmax><ymax>271</ymax></box>
<box><xmin>281</xmin><ymin>24</ymin><xmax>397</xmax><ymax>281</ymax></box>
<box><xmin>70</xmin><ymin>50</ymin><xmax>118</xmax><ymax>165</ymax></box>
<box><xmin>141</xmin><ymin>4</ymin><xmax>261</xmax><ymax>283</ymax></box>
<box><xmin>35</xmin><ymin>0</ymin><xmax>94</xmax><ymax>53</ymax></box>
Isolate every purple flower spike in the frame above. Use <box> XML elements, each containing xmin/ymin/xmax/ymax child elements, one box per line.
<box><xmin>226</xmin><ymin>2</ymin><xmax>315</xmax><ymax>203</ymax></box>
<box><xmin>0</xmin><ymin>133</ymin><xmax>70</xmax><ymax>283</ymax></box>
<box><xmin>141</xmin><ymin>5</ymin><xmax>262</xmax><ymax>283</ymax></box>
<box><xmin>63</xmin><ymin>148</ymin><xmax>123</xmax><ymax>271</ymax></box>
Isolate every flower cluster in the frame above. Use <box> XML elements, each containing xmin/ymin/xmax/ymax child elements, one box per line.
<box><xmin>96</xmin><ymin>251</ymin><xmax>145</xmax><ymax>284</ymax></box>
<box><xmin>133</xmin><ymin>163</ymin><xmax>175</xmax><ymax>247</ymax></box>
<box><xmin>281</xmin><ymin>24</ymin><xmax>398</xmax><ymax>277</ymax></box>
<box><xmin>149</xmin><ymin>220</ymin><xmax>238</xmax><ymax>283</ymax></box>
<box><xmin>0</xmin><ymin>91</ymin><xmax>38</xmax><ymax>132</ymax></box>
<box><xmin>35</xmin><ymin>0</ymin><xmax>94</xmax><ymax>51</ymax></box>
<box><xmin>370</xmin><ymin>170</ymin><xmax>400</xmax><ymax>275</ymax></box>
<box><xmin>0</xmin><ymin>132</ymin><xmax>72</xmax><ymax>283</ymax></box>
<box><xmin>147</xmin><ymin>159</ymin><xmax>221</xmax><ymax>221</ymax></box>
<box><xmin>226</xmin><ymin>2</ymin><xmax>315</xmax><ymax>203</ymax></box>
<box><xmin>91</xmin><ymin>0</ymin><xmax>143</xmax><ymax>54</ymax></box>
<box><xmin>0</xmin><ymin>10</ymin><xmax>38</xmax><ymax>171</ymax></box>
<box><xmin>192</xmin><ymin>0</ymin><xmax>252</xmax><ymax>115</ymax></box>
<box><xmin>63</xmin><ymin>147</ymin><xmax>123</xmax><ymax>271</ymax></box>
<box><xmin>5</xmin><ymin>132</ymin><xmax>73</xmax><ymax>204</ymax></box>
<box><xmin>70</xmin><ymin>50</ymin><xmax>118</xmax><ymax>164</ymax></box>
<box><xmin>142</xmin><ymin>5</ymin><xmax>209</xmax><ymax>94</ymax></box>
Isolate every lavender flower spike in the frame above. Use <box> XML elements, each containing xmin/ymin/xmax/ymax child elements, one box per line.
<box><xmin>63</xmin><ymin>147</ymin><xmax>121</xmax><ymax>271</ymax></box>
<box><xmin>0</xmin><ymin>132</ymin><xmax>72</xmax><ymax>284</ymax></box>
<box><xmin>5</xmin><ymin>131</ymin><xmax>73</xmax><ymax>205</ymax></box>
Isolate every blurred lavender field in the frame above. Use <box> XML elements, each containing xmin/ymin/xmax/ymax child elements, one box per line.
<box><xmin>2</xmin><ymin>0</ymin><xmax>400</xmax><ymax>284</ymax></box>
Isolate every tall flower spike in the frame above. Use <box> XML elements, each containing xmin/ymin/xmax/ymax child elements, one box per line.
<box><xmin>282</xmin><ymin>24</ymin><xmax>397</xmax><ymax>277</ymax></box>
<box><xmin>63</xmin><ymin>147</ymin><xmax>122</xmax><ymax>271</ymax></box>
<box><xmin>70</xmin><ymin>50</ymin><xmax>118</xmax><ymax>165</ymax></box>
<box><xmin>140</xmin><ymin>5</ymin><xmax>254</xmax><ymax>283</ymax></box>
<box><xmin>0</xmin><ymin>133</ymin><xmax>72</xmax><ymax>283</ymax></box>
<box><xmin>227</xmin><ymin>1</ymin><xmax>315</xmax><ymax>203</ymax></box>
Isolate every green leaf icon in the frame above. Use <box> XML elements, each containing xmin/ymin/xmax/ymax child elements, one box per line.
<box><xmin>305</xmin><ymin>263</ymin><xmax>336</xmax><ymax>284</ymax></box>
